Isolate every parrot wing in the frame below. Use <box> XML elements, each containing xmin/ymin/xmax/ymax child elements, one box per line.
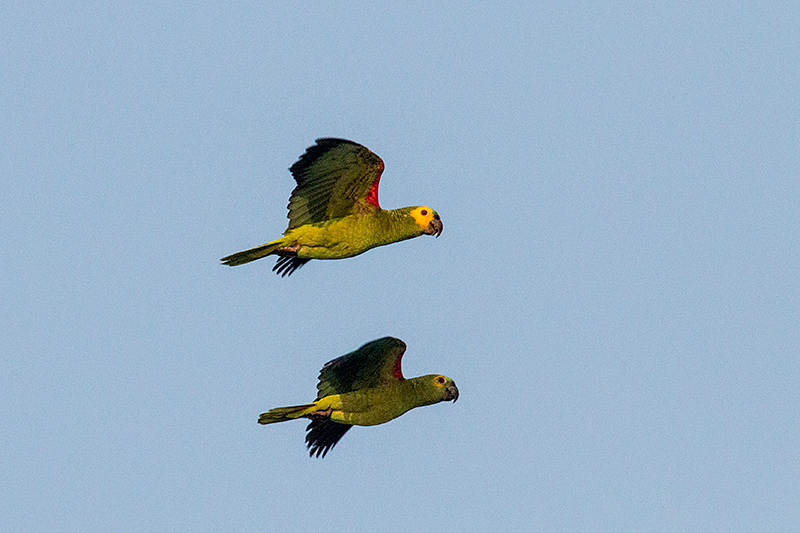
<box><xmin>305</xmin><ymin>419</ymin><xmax>353</xmax><ymax>458</ymax></box>
<box><xmin>316</xmin><ymin>337</ymin><xmax>407</xmax><ymax>399</ymax></box>
<box><xmin>286</xmin><ymin>138</ymin><xmax>385</xmax><ymax>229</ymax></box>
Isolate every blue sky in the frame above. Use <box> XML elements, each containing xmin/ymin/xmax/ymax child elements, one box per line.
<box><xmin>3</xmin><ymin>2</ymin><xmax>799</xmax><ymax>531</ymax></box>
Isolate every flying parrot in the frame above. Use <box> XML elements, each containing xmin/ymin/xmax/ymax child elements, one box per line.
<box><xmin>221</xmin><ymin>138</ymin><xmax>443</xmax><ymax>276</ymax></box>
<box><xmin>258</xmin><ymin>337</ymin><xmax>459</xmax><ymax>457</ymax></box>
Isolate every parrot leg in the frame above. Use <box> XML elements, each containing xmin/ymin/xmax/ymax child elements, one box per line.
<box><xmin>275</xmin><ymin>244</ymin><xmax>301</xmax><ymax>256</ymax></box>
<box><xmin>307</xmin><ymin>408</ymin><xmax>332</xmax><ymax>420</ymax></box>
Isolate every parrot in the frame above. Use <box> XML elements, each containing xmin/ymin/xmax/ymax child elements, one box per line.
<box><xmin>221</xmin><ymin>138</ymin><xmax>443</xmax><ymax>276</ymax></box>
<box><xmin>258</xmin><ymin>337</ymin><xmax>459</xmax><ymax>457</ymax></box>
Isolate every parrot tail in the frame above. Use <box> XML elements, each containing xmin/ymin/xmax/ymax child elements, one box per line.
<box><xmin>221</xmin><ymin>241</ymin><xmax>282</xmax><ymax>266</ymax></box>
<box><xmin>258</xmin><ymin>404</ymin><xmax>315</xmax><ymax>424</ymax></box>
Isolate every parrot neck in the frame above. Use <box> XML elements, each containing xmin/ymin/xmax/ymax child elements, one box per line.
<box><xmin>381</xmin><ymin>208</ymin><xmax>426</xmax><ymax>241</ymax></box>
<box><xmin>408</xmin><ymin>376</ymin><xmax>445</xmax><ymax>407</ymax></box>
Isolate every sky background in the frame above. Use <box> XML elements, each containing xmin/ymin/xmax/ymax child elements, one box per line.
<box><xmin>3</xmin><ymin>2</ymin><xmax>799</xmax><ymax>532</ymax></box>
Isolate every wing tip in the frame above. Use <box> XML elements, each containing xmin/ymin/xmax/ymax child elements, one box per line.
<box><xmin>305</xmin><ymin>420</ymin><xmax>353</xmax><ymax>458</ymax></box>
<box><xmin>273</xmin><ymin>257</ymin><xmax>310</xmax><ymax>276</ymax></box>
<box><xmin>290</xmin><ymin>138</ymin><xmax>362</xmax><ymax>177</ymax></box>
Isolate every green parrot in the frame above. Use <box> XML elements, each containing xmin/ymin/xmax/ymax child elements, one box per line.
<box><xmin>221</xmin><ymin>138</ymin><xmax>443</xmax><ymax>276</ymax></box>
<box><xmin>258</xmin><ymin>337</ymin><xmax>459</xmax><ymax>457</ymax></box>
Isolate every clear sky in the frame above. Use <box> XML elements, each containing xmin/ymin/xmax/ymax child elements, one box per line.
<box><xmin>3</xmin><ymin>2</ymin><xmax>799</xmax><ymax>532</ymax></box>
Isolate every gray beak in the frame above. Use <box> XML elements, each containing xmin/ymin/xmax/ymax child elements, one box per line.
<box><xmin>444</xmin><ymin>382</ymin><xmax>459</xmax><ymax>402</ymax></box>
<box><xmin>425</xmin><ymin>214</ymin><xmax>443</xmax><ymax>237</ymax></box>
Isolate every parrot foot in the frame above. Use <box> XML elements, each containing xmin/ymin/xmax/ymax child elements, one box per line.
<box><xmin>275</xmin><ymin>244</ymin><xmax>301</xmax><ymax>256</ymax></box>
<box><xmin>307</xmin><ymin>408</ymin><xmax>332</xmax><ymax>420</ymax></box>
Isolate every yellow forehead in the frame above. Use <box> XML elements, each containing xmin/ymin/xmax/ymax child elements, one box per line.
<box><xmin>410</xmin><ymin>206</ymin><xmax>436</xmax><ymax>229</ymax></box>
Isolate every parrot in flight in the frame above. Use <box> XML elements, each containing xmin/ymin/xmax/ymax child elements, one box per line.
<box><xmin>258</xmin><ymin>337</ymin><xmax>458</xmax><ymax>457</ymax></box>
<box><xmin>221</xmin><ymin>138</ymin><xmax>443</xmax><ymax>276</ymax></box>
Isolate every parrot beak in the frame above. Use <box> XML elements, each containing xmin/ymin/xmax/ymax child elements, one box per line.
<box><xmin>444</xmin><ymin>382</ymin><xmax>459</xmax><ymax>402</ymax></box>
<box><xmin>425</xmin><ymin>214</ymin><xmax>443</xmax><ymax>237</ymax></box>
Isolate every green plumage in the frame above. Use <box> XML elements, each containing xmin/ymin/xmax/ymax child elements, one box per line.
<box><xmin>286</xmin><ymin>138</ymin><xmax>384</xmax><ymax>227</ymax></box>
<box><xmin>258</xmin><ymin>337</ymin><xmax>458</xmax><ymax>457</ymax></box>
<box><xmin>221</xmin><ymin>139</ymin><xmax>443</xmax><ymax>276</ymax></box>
<box><xmin>315</xmin><ymin>336</ymin><xmax>408</xmax><ymax>398</ymax></box>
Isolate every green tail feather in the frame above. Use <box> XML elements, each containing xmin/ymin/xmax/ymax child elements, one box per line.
<box><xmin>258</xmin><ymin>404</ymin><xmax>314</xmax><ymax>424</ymax></box>
<box><xmin>221</xmin><ymin>241</ymin><xmax>281</xmax><ymax>266</ymax></box>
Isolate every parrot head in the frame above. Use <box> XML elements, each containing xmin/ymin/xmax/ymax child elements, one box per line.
<box><xmin>409</xmin><ymin>207</ymin><xmax>443</xmax><ymax>237</ymax></box>
<box><xmin>412</xmin><ymin>374</ymin><xmax>459</xmax><ymax>406</ymax></box>
<box><xmin>432</xmin><ymin>375</ymin><xmax>459</xmax><ymax>402</ymax></box>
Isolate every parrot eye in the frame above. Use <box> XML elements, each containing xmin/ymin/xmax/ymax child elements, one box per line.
<box><xmin>434</xmin><ymin>376</ymin><xmax>446</xmax><ymax>386</ymax></box>
<box><xmin>420</xmin><ymin>209</ymin><xmax>428</xmax><ymax>216</ymax></box>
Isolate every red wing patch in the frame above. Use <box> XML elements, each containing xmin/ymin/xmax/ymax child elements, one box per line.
<box><xmin>392</xmin><ymin>351</ymin><xmax>404</xmax><ymax>380</ymax></box>
<box><xmin>365</xmin><ymin>161</ymin><xmax>383</xmax><ymax>208</ymax></box>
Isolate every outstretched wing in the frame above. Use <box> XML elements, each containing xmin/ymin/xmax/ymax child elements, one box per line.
<box><xmin>286</xmin><ymin>138</ymin><xmax>385</xmax><ymax>229</ymax></box>
<box><xmin>305</xmin><ymin>419</ymin><xmax>352</xmax><ymax>458</ymax></box>
<box><xmin>316</xmin><ymin>337</ymin><xmax>407</xmax><ymax>399</ymax></box>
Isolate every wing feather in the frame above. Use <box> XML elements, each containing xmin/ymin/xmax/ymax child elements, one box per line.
<box><xmin>305</xmin><ymin>420</ymin><xmax>353</xmax><ymax>458</ymax></box>
<box><xmin>286</xmin><ymin>138</ymin><xmax>384</xmax><ymax>229</ymax></box>
<box><xmin>272</xmin><ymin>256</ymin><xmax>310</xmax><ymax>277</ymax></box>
<box><xmin>316</xmin><ymin>337</ymin><xmax>406</xmax><ymax>399</ymax></box>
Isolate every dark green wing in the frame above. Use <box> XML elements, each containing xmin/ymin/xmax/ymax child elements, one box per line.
<box><xmin>286</xmin><ymin>138</ymin><xmax>385</xmax><ymax>229</ymax></box>
<box><xmin>316</xmin><ymin>337</ymin><xmax>407</xmax><ymax>399</ymax></box>
<box><xmin>305</xmin><ymin>420</ymin><xmax>352</xmax><ymax>458</ymax></box>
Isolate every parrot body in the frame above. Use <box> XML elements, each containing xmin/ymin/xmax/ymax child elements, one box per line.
<box><xmin>222</xmin><ymin>138</ymin><xmax>443</xmax><ymax>276</ymax></box>
<box><xmin>259</xmin><ymin>377</ymin><xmax>450</xmax><ymax>426</ymax></box>
<box><xmin>258</xmin><ymin>337</ymin><xmax>458</xmax><ymax>457</ymax></box>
